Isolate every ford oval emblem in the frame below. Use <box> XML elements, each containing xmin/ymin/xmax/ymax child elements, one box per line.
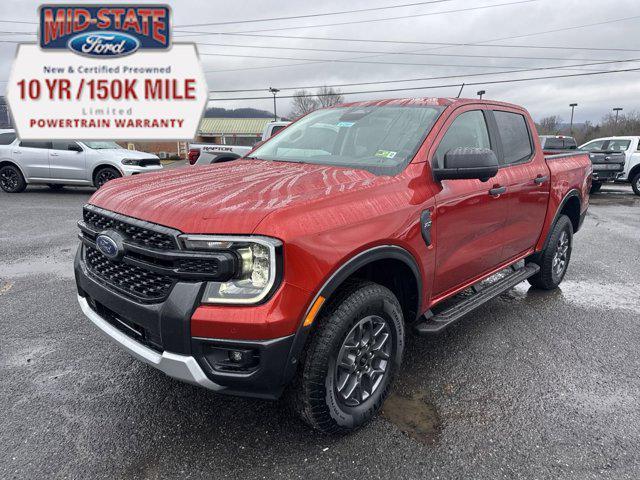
<box><xmin>67</xmin><ymin>31</ymin><xmax>140</xmax><ymax>58</ymax></box>
<box><xmin>96</xmin><ymin>234</ymin><xmax>121</xmax><ymax>260</ymax></box>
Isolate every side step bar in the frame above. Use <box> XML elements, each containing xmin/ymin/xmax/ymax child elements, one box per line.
<box><xmin>414</xmin><ymin>263</ymin><xmax>540</xmax><ymax>335</ymax></box>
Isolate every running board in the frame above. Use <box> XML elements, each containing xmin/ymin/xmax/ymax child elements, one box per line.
<box><xmin>414</xmin><ymin>263</ymin><xmax>540</xmax><ymax>335</ymax></box>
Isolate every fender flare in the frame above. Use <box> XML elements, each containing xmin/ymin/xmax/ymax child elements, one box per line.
<box><xmin>280</xmin><ymin>245</ymin><xmax>423</xmax><ymax>386</ymax></box>
<box><xmin>541</xmin><ymin>189</ymin><xmax>582</xmax><ymax>251</ymax></box>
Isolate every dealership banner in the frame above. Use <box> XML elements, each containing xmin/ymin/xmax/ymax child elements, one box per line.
<box><xmin>7</xmin><ymin>5</ymin><xmax>207</xmax><ymax>140</ymax></box>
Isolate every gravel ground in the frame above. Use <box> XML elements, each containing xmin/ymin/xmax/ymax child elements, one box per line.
<box><xmin>1</xmin><ymin>183</ymin><xmax>639</xmax><ymax>480</ymax></box>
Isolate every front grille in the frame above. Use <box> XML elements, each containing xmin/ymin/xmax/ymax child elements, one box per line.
<box><xmin>83</xmin><ymin>208</ymin><xmax>177</xmax><ymax>250</ymax></box>
<box><xmin>85</xmin><ymin>246</ymin><xmax>174</xmax><ymax>301</ymax></box>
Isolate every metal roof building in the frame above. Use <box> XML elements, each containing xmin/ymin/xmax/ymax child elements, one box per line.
<box><xmin>197</xmin><ymin>118</ymin><xmax>275</xmax><ymax>146</ymax></box>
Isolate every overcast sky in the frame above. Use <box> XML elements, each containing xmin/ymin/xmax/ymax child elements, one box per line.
<box><xmin>1</xmin><ymin>0</ymin><xmax>638</xmax><ymax>123</ymax></box>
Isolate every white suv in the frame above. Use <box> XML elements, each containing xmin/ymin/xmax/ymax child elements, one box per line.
<box><xmin>0</xmin><ymin>129</ymin><xmax>163</xmax><ymax>193</ymax></box>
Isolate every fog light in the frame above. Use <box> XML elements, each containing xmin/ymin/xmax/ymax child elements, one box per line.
<box><xmin>202</xmin><ymin>346</ymin><xmax>260</xmax><ymax>372</ymax></box>
<box><xmin>229</xmin><ymin>350</ymin><xmax>244</xmax><ymax>363</ymax></box>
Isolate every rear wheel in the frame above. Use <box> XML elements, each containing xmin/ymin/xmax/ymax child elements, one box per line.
<box><xmin>590</xmin><ymin>182</ymin><xmax>602</xmax><ymax>194</ymax></box>
<box><xmin>631</xmin><ymin>173</ymin><xmax>640</xmax><ymax>197</ymax></box>
<box><xmin>93</xmin><ymin>167</ymin><xmax>121</xmax><ymax>188</ymax></box>
<box><xmin>290</xmin><ymin>280</ymin><xmax>404</xmax><ymax>434</ymax></box>
<box><xmin>528</xmin><ymin>215</ymin><xmax>573</xmax><ymax>290</ymax></box>
<box><xmin>0</xmin><ymin>165</ymin><xmax>26</xmax><ymax>193</ymax></box>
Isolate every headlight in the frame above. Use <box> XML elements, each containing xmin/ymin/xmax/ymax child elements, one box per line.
<box><xmin>121</xmin><ymin>158</ymin><xmax>142</xmax><ymax>165</ymax></box>
<box><xmin>180</xmin><ymin>235</ymin><xmax>282</xmax><ymax>304</ymax></box>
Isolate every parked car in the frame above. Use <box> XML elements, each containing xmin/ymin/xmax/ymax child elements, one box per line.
<box><xmin>74</xmin><ymin>98</ymin><xmax>591</xmax><ymax>434</ymax></box>
<box><xmin>579</xmin><ymin>136</ymin><xmax>640</xmax><ymax>196</ymax></box>
<box><xmin>539</xmin><ymin>135</ymin><xmax>578</xmax><ymax>154</ymax></box>
<box><xmin>0</xmin><ymin>130</ymin><xmax>162</xmax><ymax>193</ymax></box>
<box><xmin>188</xmin><ymin>121</ymin><xmax>289</xmax><ymax>165</ymax></box>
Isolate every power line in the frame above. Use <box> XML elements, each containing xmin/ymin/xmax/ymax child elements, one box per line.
<box><xmin>207</xmin><ymin>66</ymin><xmax>640</xmax><ymax>101</ymax></box>
<box><xmin>175</xmin><ymin>0</ymin><xmax>458</xmax><ymax>28</ymax></box>
<box><xmin>208</xmin><ymin>58</ymin><xmax>640</xmax><ymax>93</ymax></box>
<box><xmin>196</xmin><ymin>41</ymin><xmax>613</xmax><ymax>62</ymax></box>
<box><xmin>177</xmin><ymin>0</ymin><xmax>538</xmax><ymax>35</ymax></box>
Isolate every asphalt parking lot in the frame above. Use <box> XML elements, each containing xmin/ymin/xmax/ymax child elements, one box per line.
<box><xmin>1</xmin><ymin>182</ymin><xmax>639</xmax><ymax>480</ymax></box>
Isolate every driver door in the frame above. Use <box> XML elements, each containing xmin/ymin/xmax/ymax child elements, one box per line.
<box><xmin>430</xmin><ymin>108</ymin><xmax>510</xmax><ymax>297</ymax></box>
<box><xmin>49</xmin><ymin>141</ymin><xmax>86</xmax><ymax>181</ymax></box>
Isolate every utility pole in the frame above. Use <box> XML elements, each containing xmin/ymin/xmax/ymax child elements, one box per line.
<box><xmin>569</xmin><ymin>103</ymin><xmax>578</xmax><ymax>134</ymax></box>
<box><xmin>269</xmin><ymin>87</ymin><xmax>280</xmax><ymax>121</ymax></box>
<box><xmin>477</xmin><ymin>90</ymin><xmax>486</xmax><ymax>100</ymax></box>
<box><xmin>613</xmin><ymin>107</ymin><xmax>623</xmax><ymax>125</ymax></box>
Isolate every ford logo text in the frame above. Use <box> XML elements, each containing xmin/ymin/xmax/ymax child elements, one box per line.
<box><xmin>68</xmin><ymin>31</ymin><xmax>140</xmax><ymax>58</ymax></box>
<box><xmin>96</xmin><ymin>234</ymin><xmax>121</xmax><ymax>259</ymax></box>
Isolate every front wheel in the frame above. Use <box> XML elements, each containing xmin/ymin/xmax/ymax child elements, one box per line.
<box><xmin>528</xmin><ymin>215</ymin><xmax>573</xmax><ymax>290</ymax></box>
<box><xmin>631</xmin><ymin>173</ymin><xmax>640</xmax><ymax>197</ymax></box>
<box><xmin>291</xmin><ymin>280</ymin><xmax>405</xmax><ymax>434</ymax></box>
<box><xmin>93</xmin><ymin>167</ymin><xmax>121</xmax><ymax>188</ymax></box>
<box><xmin>0</xmin><ymin>164</ymin><xmax>26</xmax><ymax>193</ymax></box>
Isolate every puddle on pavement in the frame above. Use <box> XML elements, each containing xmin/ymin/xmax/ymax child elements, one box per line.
<box><xmin>508</xmin><ymin>280</ymin><xmax>640</xmax><ymax>313</ymax></box>
<box><xmin>381</xmin><ymin>392</ymin><xmax>440</xmax><ymax>445</ymax></box>
<box><xmin>1</xmin><ymin>256</ymin><xmax>74</xmax><ymax>279</ymax></box>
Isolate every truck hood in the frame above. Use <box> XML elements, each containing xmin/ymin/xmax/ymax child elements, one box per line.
<box><xmin>89</xmin><ymin>159</ymin><xmax>379</xmax><ymax>233</ymax></box>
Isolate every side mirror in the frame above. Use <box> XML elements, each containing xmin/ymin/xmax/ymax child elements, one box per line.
<box><xmin>433</xmin><ymin>147</ymin><xmax>499</xmax><ymax>182</ymax></box>
<box><xmin>69</xmin><ymin>144</ymin><xmax>83</xmax><ymax>152</ymax></box>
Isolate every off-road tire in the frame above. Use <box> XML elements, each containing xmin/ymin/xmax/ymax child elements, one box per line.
<box><xmin>528</xmin><ymin>215</ymin><xmax>573</xmax><ymax>290</ymax></box>
<box><xmin>290</xmin><ymin>280</ymin><xmax>405</xmax><ymax>434</ymax></box>
<box><xmin>0</xmin><ymin>165</ymin><xmax>26</xmax><ymax>193</ymax></box>
<box><xmin>93</xmin><ymin>167</ymin><xmax>121</xmax><ymax>188</ymax></box>
<box><xmin>590</xmin><ymin>182</ymin><xmax>602</xmax><ymax>194</ymax></box>
<box><xmin>631</xmin><ymin>173</ymin><xmax>640</xmax><ymax>197</ymax></box>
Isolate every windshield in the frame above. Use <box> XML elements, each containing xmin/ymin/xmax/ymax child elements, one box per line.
<box><xmin>84</xmin><ymin>141</ymin><xmax>124</xmax><ymax>150</ymax></box>
<box><xmin>249</xmin><ymin>105</ymin><xmax>444</xmax><ymax>175</ymax></box>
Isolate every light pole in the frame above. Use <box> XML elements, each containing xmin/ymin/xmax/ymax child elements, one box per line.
<box><xmin>613</xmin><ymin>107</ymin><xmax>623</xmax><ymax>125</ymax></box>
<box><xmin>569</xmin><ymin>103</ymin><xmax>578</xmax><ymax>134</ymax></box>
<box><xmin>477</xmin><ymin>90</ymin><xmax>485</xmax><ymax>100</ymax></box>
<box><xmin>269</xmin><ymin>87</ymin><xmax>280</xmax><ymax>121</ymax></box>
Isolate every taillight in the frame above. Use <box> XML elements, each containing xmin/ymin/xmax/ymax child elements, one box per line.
<box><xmin>188</xmin><ymin>148</ymin><xmax>200</xmax><ymax>165</ymax></box>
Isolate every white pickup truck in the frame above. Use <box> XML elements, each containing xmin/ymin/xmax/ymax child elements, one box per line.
<box><xmin>579</xmin><ymin>136</ymin><xmax>640</xmax><ymax>196</ymax></box>
<box><xmin>188</xmin><ymin>121</ymin><xmax>289</xmax><ymax>166</ymax></box>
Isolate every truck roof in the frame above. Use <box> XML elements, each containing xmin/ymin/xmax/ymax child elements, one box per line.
<box><xmin>335</xmin><ymin>97</ymin><xmax>526</xmax><ymax>111</ymax></box>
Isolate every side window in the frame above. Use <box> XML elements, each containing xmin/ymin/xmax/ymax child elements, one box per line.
<box><xmin>563</xmin><ymin>138</ymin><xmax>577</xmax><ymax>150</ymax></box>
<box><xmin>19</xmin><ymin>141</ymin><xmax>51</xmax><ymax>149</ymax></box>
<box><xmin>435</xmin><ymin>110</ymin><xmax>490</xmax><ymax>168</ymax></box>
<box><xmin>581</xmin><ymin>140</ymin><xmax>605</xmax><ymax>151</ymax></box>
<box><xmin>51</xmin><ymin>141</ymin><xmax>81</xmax><ymax>151</ymax></box>
<box><xmin>0</xmin><ymin>132</ymin><xmax>16</xmax><ymax>145</ymax></box>
<box><xmin>494</xmin><ymin>111</ymin><xmax>532</xmax><ymax>164</ymax></box>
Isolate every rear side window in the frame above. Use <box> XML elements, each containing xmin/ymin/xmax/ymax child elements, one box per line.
<box><xmin>20</xmin><ymin>141</ymin><xmax>51</xmax><ymax>149</ymax></box>
<box><xmin>51</xmin><ymin>141</ymin><xmax>81</xmax><ymax>151</ymax></box>
<box><xmin>563</xmin><ymin>138</ymin><xmax>577</xmax><ymax>149</ymax></box>
<box><xmin>494</xmin><ymin>111</ymin><xmax>532</xmax><ymax>164</ymax></box>
<box><xmin>0</xmin><ymin>132</ymin><xmax>16</xmax><ymax>145</ymax></box>
<box><xmin>435</xmin><ymin>110</ymin><xmax>490</xmax><ymax>168</ymax></box>
<box><xmin>269</xmin><ymin>125</ymin><xmax>286</xmax><ymax>136</ymax></box>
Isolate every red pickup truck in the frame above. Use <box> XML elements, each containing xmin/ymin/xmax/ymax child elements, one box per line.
<box><xmin>74</xmin><ymin>98</ymin><xmax>591</xmax><ymax>434</ymax></box>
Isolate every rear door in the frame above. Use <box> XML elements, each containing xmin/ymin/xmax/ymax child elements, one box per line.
<box><xmin>430</xmin><ymin>107</ymin><xmax>510</xmax><ymax>296</ymax></box>
<box><xmin>16</xmin><ymin>141</ymin><xmax>51</xmax><ymax>180</ymax></box>
<box><xmin>50</xmin><ymin>141</ymin><xmax>87</xmax><ymax>181</ymax></box>
<box><xmin>489</xmin><ymin>109</ymin><xmax>550</xmax><ymax>259</ymax></box>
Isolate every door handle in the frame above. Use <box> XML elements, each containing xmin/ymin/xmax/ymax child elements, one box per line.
<box><xmin>13</xmin><ymin>150</ymin><xmax>21</xmax><ymax>154</ymax></box>
<box><xmin>50</xmin><ymin>152</ymin><xmax>59</xmax><ymax>156</ymax></box>
<box><xmin>534</xmin><ymin>175</ymin><xmax>549</xmax><ymax>185</ymax></box>
<box><xmin>489</xmin><ymin>186</ymin><xmax>506</xmax><ymax>196</ymax></box>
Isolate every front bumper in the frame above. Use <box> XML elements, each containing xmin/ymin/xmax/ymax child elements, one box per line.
<box><xmin>121</xmin><ymin>164</ymin><xmax>163</xmax><ymax>176</ymax></box>
<box><xmin>75</xmin><ymin>247</ymin><xmax>298</xmax><ymax>399</ymax></box>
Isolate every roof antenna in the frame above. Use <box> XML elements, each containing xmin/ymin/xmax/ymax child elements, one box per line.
<box><xmin>456</xmin><ymin>83</ymin><xmax>465</xmax><ymax>99</ymax></box>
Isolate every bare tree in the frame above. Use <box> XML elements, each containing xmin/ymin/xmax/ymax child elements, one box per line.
<box><xmin>316</xmin><ymin>86</ymin><xmax>344</xmax><ymax>108</ymax></box>
<box><xmin>536</xmin><ymin>115</ymin><xmax>562</xmax><ymax>135</ymax></box>
<box><xmin>289</xmin><ymin>90</ymin><xmax>318</xmax><ymax>119</ymax></box>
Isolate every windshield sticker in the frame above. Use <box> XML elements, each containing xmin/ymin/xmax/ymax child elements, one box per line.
<box><xmin>336</xmin><ymin>121</ymin><xmax>355</xmax><ymax>128</ymax></box>
<box><xmin>375</xmin><ymin>150</ymin><xmax>397</xmax><ymax>159</ymax></box>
